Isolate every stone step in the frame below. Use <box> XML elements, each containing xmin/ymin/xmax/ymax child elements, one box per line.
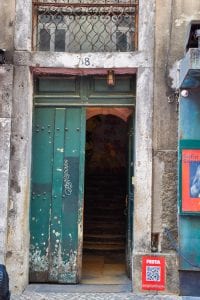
<box><xmin>84</xmin><ymin>220</ymin><xmax>125</xmax><ymax>227</ymax></box>
<box><xmin>85</xmin><ymin>193</ymin><xmax>125</xmax><ymax>199</ymax></box>
<box><xmin>84</xmin><ymin>239</ymin><xmax>125</xmax><ymax>245</ymax></box>
<box><xmin>84</xmin><ymin>217</ymin><xmax>125</xmax><ymax>224</ymax></box>
<box><xmin>83</xmin><ymin>242</ymin><xmax>125</xmax><ymax>251</ymax></box>
<box><xmin>84</xmin><ymin>228</ymin><xmax>125</xmax><ymax>236</ymax></box>
<box><xmin>84</xmin><ymin>233</ymin><xmax>125</xmax><ymax>239</ymax></box>
<box><xmin>85</xmin><ymin>193</ymin><xmax>126</xmax><ymax>200</ymax></box>
<box><xmin>84</xmin><ymin>234</ymin><xmax>125</xmax><ymax>244</ymax></box>
<box><xmin>84</xmin><ymin>210</ymin><xmax>124</xmax><ymax>217</ymax></box>
<box><xmin>85</xmin><ymin>200</ymin><xmax>125</xmax><ymax>204</ymax></box>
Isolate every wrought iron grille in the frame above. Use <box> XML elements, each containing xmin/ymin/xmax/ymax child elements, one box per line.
<box><xmin>32</xmin><ymin>0</ymin><xmax>138</xmax><ymax>52</ymax></box>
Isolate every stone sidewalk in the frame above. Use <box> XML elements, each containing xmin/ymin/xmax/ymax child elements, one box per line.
<box><xmin>10</xmin><ymin>285</ymin><xmax>200</xmax><ymax>300</ymax></box>
<box><xmin>11</xmin><ymin>293</ymin><xmax>181</xmax><ymax>300</ymax></box>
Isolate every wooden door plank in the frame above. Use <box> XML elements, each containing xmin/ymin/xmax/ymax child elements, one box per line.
<box><xmin>60</xmin><ymin>108</ymin><xmax>83</xmax><ymax>283</ymax></box>
<box><xmin>30</xmin><ymin>108</ymin><xmax>55</xmax><ymax>282</ymax></box>
<box><xmin>49</xmin><ymin>108</ymin><xmax>65</xmax><ymax>282</ymax></box>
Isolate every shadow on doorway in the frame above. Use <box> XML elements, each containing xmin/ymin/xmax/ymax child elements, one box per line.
<box><xmin>82</xmin><ymin>114</ymin><xmax>130</xmax><ymax>285</ymax></box>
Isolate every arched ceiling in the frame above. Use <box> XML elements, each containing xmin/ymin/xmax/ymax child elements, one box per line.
<box><xmin>86</xmin><ymin>107</ymin><xmax>134</xmax><ymax>122</ymax></box>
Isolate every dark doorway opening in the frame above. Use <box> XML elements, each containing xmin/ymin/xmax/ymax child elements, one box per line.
<box><xmin>82</xmin><ymin>113</ymin><xmax>130</xmax><ymax>284</ymax></box>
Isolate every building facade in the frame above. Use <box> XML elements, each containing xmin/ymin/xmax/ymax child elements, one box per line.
<box><xmin>0</xmin><ymin>0</ymin><xmax>200</xmax><ymax>296</ymax></box>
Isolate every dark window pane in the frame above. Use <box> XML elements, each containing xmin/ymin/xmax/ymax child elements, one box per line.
<box><xmin>35</xmin><ymin>3</ymin><xmax>136</xmax><ymax>52</ymax></box>
<box><xmin>39</xmin><ymin>29</ymin><xmax>50</xmax><ymax>51</ymax></box>
<box><xmin>116</xmin><ymin>31</ymin><xmax>127</xmax><ymax>51</ymax></box>
<box><xmin>55</xmin><ymin>29</ymin><xmax>65</xmax><ymax>52</ymax></box>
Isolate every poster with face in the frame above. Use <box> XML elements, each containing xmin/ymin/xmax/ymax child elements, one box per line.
<box><xmin>182</xmin><ymin>149</ymin><xmax>200</xmax><ymax>212</ymax></box>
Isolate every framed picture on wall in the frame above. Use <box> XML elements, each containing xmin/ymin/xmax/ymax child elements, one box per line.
<box><xmin>180</xmin><ymin>140</ymin><xmax>200</xmax><ymax>213</ymax></box>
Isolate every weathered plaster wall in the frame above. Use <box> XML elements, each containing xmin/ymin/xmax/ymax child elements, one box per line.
<box><xmin>0</xmin><ymin>66</ymin><xmax>13</xmax><ymax>264</ymax></box>
<box><xmin>131</xmin><ymin>0</ymin><xmax>155</xmax><ymax>293</ymax></box>
<box><xmin>8</xmin><ymin>0</ymin><xmax>156</xmax><ymax>294</ymax></box>
<box><xmin>152</xmin><ymin>0</ymin><xmax>200</xmax><ymax>294</ymax></box>
<box><xmin>6</xmin><ymin>66</ymin><xmax>33</xmax><ymax>293</ymax></box>
<box><xmin>154</xmin><ymin>0</ymin><xmax>200</xmax><ymax>150</ymax></box>
<box><xmin>0</xmin><ymin>0</ymin><xmax>15</xmax><ymax>265</ymax></box>
<box><xmin>133</xmin><ymin>0</ymin><xmax>155</xmax><ymax>253</ymax></box>
<box><xmin>153</xmin><ymin>0</ymin><xmax>178</xmax><ymax>244</ymax></box>
<box><xmin>14</xmin><ymin>0</ymin><xmax>32</xmax><ymax>51</ymax></box>
<box><xmin>0</xmin><ymin>1</ymin><xmax>15</xmax><ymax>62</ymax></box>
<box><xmin>4</xmin><ymin>0</ymin><xmax>200</xmax><ymax>295</ymax></box>
<box><xmin>6</xmin><ymin>0</ymin><xmax>198</xmax><ymax>295</ymax></box>
<box><xmin>2</xmin><ymin>0</ymin><xmax>195</xmax><ymax>295</ymax></box>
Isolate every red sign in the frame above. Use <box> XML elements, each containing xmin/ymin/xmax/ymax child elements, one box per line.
<box><xmin>182</xmin><ymin>149</ymin><xmax>200</xmax><ymax>212</ymax></box>
<box><xmin>142</xmin><ymin>256</ymin><xmax>165</xmax><ymax>291</ymax></box>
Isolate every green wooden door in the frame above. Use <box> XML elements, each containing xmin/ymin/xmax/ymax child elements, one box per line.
<box><xmin>30</xmin><ymin>75</ymin><xmax>135</xmax><ymax>284</ymax></box>
<box><xmin>126</xmin><ymin>113</ymin><xmax>135</xmax><ymax>278</ymax></box>
<box><xmin>30</xmin><ymin>107</ymin><xmax>85</xmax><ymax>283</ymax></box>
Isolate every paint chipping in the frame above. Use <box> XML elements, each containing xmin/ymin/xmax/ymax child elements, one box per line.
<box><xmin>52</xmin><ymin>230</ymin><xmax>60</xmax><ymax>237</ymax></box>
<box><xmin>49</xmin><ymin>245</ymin><xmax>78</xmax><ymax>282</ymax></box>
<box><xmin>29</xmin><ymin>245</ymin><xmax>48</xmax><ymax>272</ymax></box>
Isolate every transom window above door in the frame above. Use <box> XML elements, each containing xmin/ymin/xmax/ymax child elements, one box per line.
<box><xmin>32</xmin><ymin>0</ymin><xmax>138</xmax><ymax>52</ymax></box>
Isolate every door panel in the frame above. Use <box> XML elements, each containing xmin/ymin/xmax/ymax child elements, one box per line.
<box><xmin>30</xmin><ymin>107</ymin><xmax>85</xmax><ymax>283</ymax></box>
<box><xmin>30</xmin><ymin>108</ymin><xmax>55</xmax><ymax>282</ymax></box>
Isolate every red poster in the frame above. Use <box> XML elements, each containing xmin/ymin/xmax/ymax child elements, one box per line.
<box><xmin>182</xmin><ymin>149</ymin><xmax>200</xmax><ymax>212</ymax></box>
<box><xmin>142</xmin><ymin>256</ymin><xmax>165</xmax><ymax>291</ymax></box>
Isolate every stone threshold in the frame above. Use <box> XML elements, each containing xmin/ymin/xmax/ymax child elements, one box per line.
<box><xmin>10</xmin><ymin>284</ymin><xmax>186</xmax><ymax>300</ymax></box>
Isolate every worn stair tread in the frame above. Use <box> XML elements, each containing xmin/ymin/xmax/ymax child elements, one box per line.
<box><xmin>84</xmin><ymin>221</ymin><xmax>125</xmax><ymax>227</ymax></box>
<box><xmin>83</xmin><ymin>243</ymin><xmax>125</xmax><ymax>250</ymax></box>
<box><xmin>84</xmin><ymin>233</ymin><xmax>125</xmax><ymax>239</ymax></box>
<box><xmin>83</xmin><ymin>239</ymin><xmax>125</xmax><ymax>245</ymax></box>
<box><xmin>84</xmin><ymin>230</ymin><xmax>125</xmax><ymax>236</ymax></box>
<box><xmin>85</xmin><ymin>215</ymin><xmax>125</xmax><ymax>220</ymax></box>
<box><xmin>84</xmin><ymin>238</ymin><xmax>125</xmax><ymax>243</ymax></box>
<box><xmin>84</xmin><ymin>207</ymin><xmax>124</xmax><ymax>212</ymax></box>
<box><xmin>85</xmin><ymin>203</ymin><xmax>125</xmax><ymax>206</ymax></box>
<box><xmin>85</xmin><ymin>194</ymin><xmax>125</xmax><ymax>198</ymax></box>
<box><xmin>84</xmin><ymin>172</ymin><xmax>126</xmax><ymax>254</ymax></box>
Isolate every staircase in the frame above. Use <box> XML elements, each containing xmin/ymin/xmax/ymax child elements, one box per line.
<box><xmin>83</xmin><ymin>173</ymin><xmax>127</xmax><ymax>254</ymax></box>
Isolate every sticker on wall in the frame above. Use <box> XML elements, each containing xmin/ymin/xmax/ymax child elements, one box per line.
<box><xmin>142</xmin><ymin>256</ymin><xmax>165</xmax><ymax>291</ymax></box>
<box><xmin>182</xmin><ymin>149</ymin><xmax>200</xmax><ymax>212</ymax></box>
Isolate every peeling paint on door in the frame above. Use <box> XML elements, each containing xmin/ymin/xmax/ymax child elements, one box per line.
<box><xmin>30</xmin><ymin>107</ymin><xmax>86</xmax><ymax>283</ymax></box>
